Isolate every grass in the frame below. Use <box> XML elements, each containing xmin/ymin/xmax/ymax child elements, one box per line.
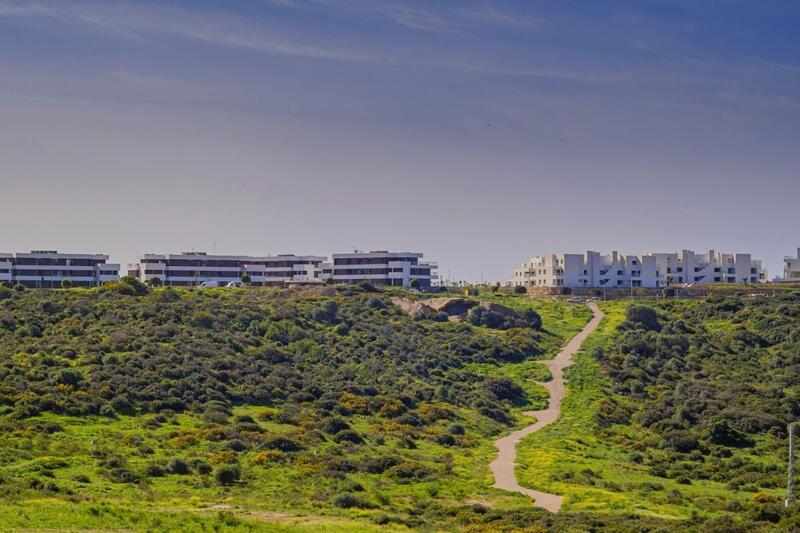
<box><xmin>0</xmin><ymin>500</ymin><xmax>399</xmax><ymax>532</ymax></box>
<box><xmin>0</xmin><ymin>294</ymin><xmax>592</xmax><ymax>531</ymax></box>
<box><xmin>513</xmin><ymin>300</ymin><xmax>782</xmax><ymax>519</ymax></box>
<box><xmin>10</xmin><ymin>291</ymin><xmax>772</xmax><ymax>530</ymax></box>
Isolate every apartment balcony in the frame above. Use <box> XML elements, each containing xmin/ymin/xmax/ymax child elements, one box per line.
<box><xmin>14</xmin><ymin>275</ymin><xmax>97</xmax><ymax>282</ymax></box>
<box><xmin>164</xmin><ymin>265</ymin><xmax>242</xmax><ymax>272</ymax></box>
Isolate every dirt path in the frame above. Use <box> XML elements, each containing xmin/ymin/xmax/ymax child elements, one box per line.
<box><xmin>489</xmin><ymin>302</ymin><xmax>605</xmax><ymax>513</ymax></box>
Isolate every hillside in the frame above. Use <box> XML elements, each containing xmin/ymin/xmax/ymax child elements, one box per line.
<box><xmin>3</xmin><ymin>284</ymin><xmax>800</xmax><ymax>531</ymax></box>
<box><xmin>0</xmin><ymin>284</ymin><xmax>591</xmax><ymax>531</ymax></box>
<box><xmin>516</xmin><ymin>292</ymin><xmax>800</xmax><ymax>531</ymax></box>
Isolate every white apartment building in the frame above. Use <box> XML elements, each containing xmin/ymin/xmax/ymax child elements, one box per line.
<box><xmin>127</xmin><ymin>252</ymin><xmax>326</xmax><ymax>287</ymax></box>
<box><xmin>0</xmin><ymin>251</ymin><xmax>119</xmax><ymax>288</ymax></box>
<box><xmin>323</xmin><ymin>251</ymin><xmax>438</xmax><ymax>288</ymax></box>
<box><xmin>511</xmin><ymin>249</ymin><xmax>765</xmax><ymax>289</ymax></box>
<box><xmin>784</xmin><ymin>248</ymin><xmax>800</xmax><ymax>281</ymax></box>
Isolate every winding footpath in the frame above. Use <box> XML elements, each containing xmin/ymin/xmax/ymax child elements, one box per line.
<box><xmin>489</xmin><ymin>302</ymin><xmax>605</xmax><ymax>513</ymax></box>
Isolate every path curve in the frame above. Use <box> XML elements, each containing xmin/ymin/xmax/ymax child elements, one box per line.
<box><xmin>489</xmin><ymin>302</ymin><xmax>605</xmax><ymax>513</ymax></box>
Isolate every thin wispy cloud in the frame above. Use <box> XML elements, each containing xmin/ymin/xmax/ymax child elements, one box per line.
<box><xmin>0</xmin><ymin>0</ymin><xmax>620</xmax><ymax>82</ymax></box>
<box><xmin>263</xmin><ymin>0</ymin><xmax>540</xmax><ymax>33</ymax></box>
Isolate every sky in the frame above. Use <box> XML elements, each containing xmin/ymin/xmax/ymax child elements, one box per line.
<box><xmin>0</xmin><ymin>0</ymin><xmax>798</xmax><ymax>282</ymax></box>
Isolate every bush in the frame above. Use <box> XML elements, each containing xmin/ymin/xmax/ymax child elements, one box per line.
<box><xmin>147</xmin><ymin>277</ymin><xmax>163</xmax><ymax>287</ymax></box>
<box><xmin>366</xmin><ymin>297</ymin><xmax>386</xmax><ymax>310</ymax></box>
<box><xmin>60</xmin><ymin>279</ymin><xmax>74</xmax><ymax>289</ymax></box>
<box><xmin>333</xmin><ymin>430</ymin><xmax>364</xmax><ymax>444</ymax></box>
<box><xmin>119</xmin><ymin>276</ymin><xmax>150</xmax><ymax>296</ymax></box>
<box><xmin>319</xmin><ymin>417</ymin><xmax>350</xmax><ymax>435</ymax></box>
<box><xmin>190</xmin><ymin>459</ymin><xmax>212</xmax><ymax>475</ymax></box>
<box><xmin>513</xmin><ymin>285</ymin><xmax>526</xmax><ymax>294</ymax></box>
<box><xmin>262</xmin><ymin>437</ymin><xmax>303</xmax><ymax>452</ymax></box>
<box><xmin>625</xmin><ymin>305</ymin><xmax>660</xmax><ymax>331</ymax></box>
<box><xmin>167</xmin><ymin>457</ymin><xmax>190</xmax><ymax>475</ymax></box>
<box><xmin>331</xmin><ymin>492</ymin><xmax>372</xmax><ymax>509</ymax></box>
<box><xmin>145</xmin><ymin>463</ymin><xmax>166</xmax><ymax>477</ymax></box>
<box><xmin>57</xmin><ymin>368</ymin><xmax>84</xmax><ymax>386</ymax></box>
<box><xmin>13</xmin><ymin>283</ymin><xmax>25</xmax><ymax>292</ymax></box>
<box><xmin>214</xmin><ymin>464</ymin><xmax>241</xmax><ymax>486</ymax></box>
<box><xmin>448</xmin><ymin>423</ymin><xmax>465</xmax><ymax>435</ymax></box>
<box><xmin>312</xmin><ymin>301</ymin><xmax>339</xmax><ymax>323</ymax></box>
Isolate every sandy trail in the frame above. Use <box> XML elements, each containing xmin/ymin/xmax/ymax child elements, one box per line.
<box><xmin>489</xmin><ymin>302</ymin><xmax>605</xmax><ymax>513</ymax></box>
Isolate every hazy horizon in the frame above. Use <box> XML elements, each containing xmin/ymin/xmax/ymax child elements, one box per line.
<box><xmin>1</xmin><ymin>1</ymin><xmax>798</xmax><ymax>282</ymax></box>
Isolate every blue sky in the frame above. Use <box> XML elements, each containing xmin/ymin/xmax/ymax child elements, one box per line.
<box><xmin>0</xmin><ymin>0</ymin><xmax>798</xmax><ymax>281</ymax></box>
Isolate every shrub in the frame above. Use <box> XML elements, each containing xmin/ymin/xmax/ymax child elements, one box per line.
<box><xmin>13</xmin><ymin>283</ymin><xmax>25</xmax><ymax>292</ymax></box>
<box><xmin>262</xmin><ymin>437</ymin><xmax>303</xmax><ymax>452</ymax></box>
<box><xmin>333</xmin><ymin>430</ymin><xmax>364</xmax><ymax>444</ymax></box>
<box><xmin>331</xmin><ymin>492</ymin><xmax>372</xmax><ymax>509</ymax></box>
<box><xmin>625</xmin><ymin>305</ymin><xmax>660</xmax><ymax>331</ymax></box>
<box><xmin>513</xmin><ymin>285</ymin><xmax>526</xmax><ymax>294</ymax></box>
<box><xmin>312</xmin><ymin>301</ymin><xmax>339</xmax><ymax>323</ymax></box>
<box><xmin>448</xmin><ymin>423</ymin><xmax>465</xmax><ymax>435</ymax></box>
<box><xmin>319</xmin><ymin>417</ymin><xmax>350</xmax><ymax>435</ymax></box>
<box><xmin>145</xmin><ymin>463</ymin><xmax>166</xmax><ymax>477</ymax></box>
<box><xmin>166</xmin><ymin>457</ymin><xmax>190</xmax><ymax>475</ymax></box>
<box><xmin>60</xmin><ymin>279</ymin><xmax>74</xmax><ymax>289</ymax></box>
<box><xmin>118</xmin><ymin>276</ymin><xmax>149</xmax><ymax>296</ymax></box>
<box><xmin>147</xmin><ymin>277</ymin><xmax>163</xmax><ymax>287</ymax></box>
<box><xmin>189</xmin><ymin>459</ymin><xmax>212</xmax><ymax>475</ymax></box>
<box><xmin>366</xmin><ymin>297</ymin><xmax>386</xmax><ymax>310</ymax></box>
<box><xmin>191</xmin><ymin>312</ymin><xmax>215</xmax><ymax>329</ymax></box>
<box><xmin>57</xmin><ymin>368</ymin><xmax>84</xmax><ymax>386</ymax></box>
<box><xmin>214</xmin><ymin>464</ymin><xmax>241</xmax><ymax>486</ymax></box>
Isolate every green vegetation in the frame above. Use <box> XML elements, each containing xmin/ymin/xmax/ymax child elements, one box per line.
<box><xmin>516</xmin><ymin>293</ymin><xmax>800</xmax><ymax>530</ymax></box>
<box><xmin>4</xmin><ymin>284</ymin><xmax>800</xmax><ymax>531</ymax></box>
<box><xmin>0</xmin><ymin>285</ymin><xmax>592</xmax><ymax>531</ymax></box>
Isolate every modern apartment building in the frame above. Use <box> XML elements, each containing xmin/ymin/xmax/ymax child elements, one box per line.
<box><xmin>784</xmin><ymin>248</ymin><xmax>800</xmax><ymax>281</ymax></box>
<box><xmin>511</xmin><ymin>249</ymin><xmax>765</xmax><ymax>289</ymax></box>
<box><xmin>127</xmin><ymin>252</ymin><xmax>326</xmax><ymax>286</ymax></box>
<box><xmin>0</xmin><ymin>251</ymin><xmax>119</xmax><ymax>288</ymax></box>
<box><xmin>323</xmin><ymin>251</ymin><xmax>437</xmax><ymax>288</ymax></box>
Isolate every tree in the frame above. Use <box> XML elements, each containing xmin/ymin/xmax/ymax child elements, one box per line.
<box><xmin>60</xmin><ymin>279</ymin><xmax>74</xmax><ymax>289</ymax></box>
<box><xmin>240</xmin><ymin>274</ymin><xmax>251</xmax><ymax>285</ymax></box>
<box><xmin>147</xmin><ymin>276</ymin><xmax>162</xmax><ymax>287</ymax></box>
<box><xmin>118</xmin><ymin>276</ymin><xmax>149</xmax><ymax>296</ymax></box>
<box><xmin>409</xmin><ymin>278</ymin><xmax>421</xmax><ymax>289</ymax></box>
<box><xmin>324</xmin><ymin>276</ymin><xmax>335</xmax><ymax>286</ymax></box>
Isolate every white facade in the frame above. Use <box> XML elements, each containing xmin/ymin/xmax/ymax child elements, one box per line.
<box><xmin>324</xmin><ymin>251</ymin><xmax>438</xmax><ymax>288</ymax></box>
<box><xmin>0</xmin><ymin>251</ymin><xmax>119</xmax><ymax>287</ymax></box>
<box><xmin>127</xmin><ymin>252</ymin><xmax>326</xmax><ymax>286</ymax></box>
<box><xmin>785</xmin><ymin>248</ymin><xmax>800</xmax><ymax>281</ymax></box>
<box><xmin>511</xmin><ymin>249</ymin><xmax>765</xmax><ymax>289</ymax></box>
